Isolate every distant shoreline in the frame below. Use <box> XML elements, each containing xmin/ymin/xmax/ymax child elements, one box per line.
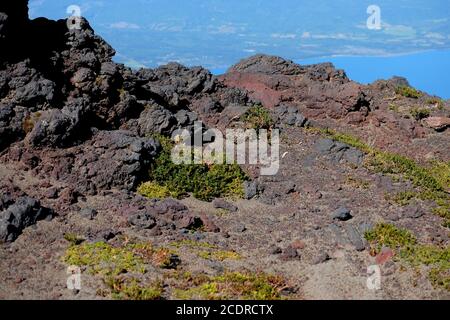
<box><xmin>211</xmin><ymin>50</ymin><xmax>450</xmax><ymax>99</ymax></box>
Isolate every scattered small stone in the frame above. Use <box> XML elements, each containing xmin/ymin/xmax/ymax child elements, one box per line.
<box><xmin>291</xmin><ymin>240</ymin><xmax>306</xmax><ymax>250</ymax></box>
<box><xmin>357</xmin><ymin>221</ymin><xmax>374</xmax><ymax>235</ymax></box>
<box><xmin>243</xmin><ymin>181</ymin><xmax>258</xmax><ymax>199</ymax></box>
<box><xmin>376</xmin><ymin>247</ymin><xmax>395</xmax><ymax>265</ymax></box>
<box><xmin>280</xmin><ymin>246</ymin><xmax>300</xmax><ymax>261</ymax></box>
<box><xmin>128</xmin><ymin>212</ymin><xmax>157</xmax><ymax>230</ymax></box>
<box><xmin>404</xmin><ymin>206</ymin><xmax>424</xmax><ymax>219</ymax></box>
<box><xmin>233</xmin><ymin>223</ymin><xmax>247</xmax><ymax>233</ymax></box>
<box><xmin>213</xmin><ymin>199</ymin><xmax>238</xmax><ymax>212</ymax></box>
<box><xmin>148</xmin><ymin>227</ymin><xmax>162</xmax><ymax>237</ymax></box>
<box><xmin>101</xmin><ymin>231</ymin><xmax>117</xmax><ymax>241</ymax></box>
<box><xmin>383</xmin><ymin>261</ymin><xmax>396</xmax><ymax>276</ymax></box>
<box><xmin>178</xmin><ymin>216</ymin><xmax>204</xmax><ymax>231</ymax></box>
<box><xmin>313</xmin><ymin>191</ymin><xmax>323</xmax><ymax>200</ymax></box>
<box><xmin>192</xmin><ymin>233</ymin><xmax>206</xmax><ymax>241</ymax></box>
<box><xmin>280</xmin><ymin>286</ymin><xmax>297</xmax><ymax>296</ymax></box>
<box><xmin>282</xmin><ymin>181</ymin><xmax>296</xmax><ymax>195</ymax></box>
<box><xmin>344</xmin><ymin>225</ymin><xmax>365</xmax><ymax>251</ymax></box>
<box><xmin>312</xmin><ymin>252</ymin><xmax>330</xmax><ymax>265</ymax></box>
<box><xmin>79</xmin><ymin>208</ymin><xmax>97</xmax><ymax>220</ymax></box>
<box><xmin>164</xmin><ymin>254</ymin><xmax>181</xmax><ymax>269</ymax></box>
<box><xmin>423</xmin><ymin>116</ymin><xmax>450</xmax><ymax>131</ymax></box>
<box><xmin>154</xmin><ymin>199</ymin><xmax>188</xmax><ymax>215</ymax></box>
<box><xmin>332</xmin><ymin>207</ymin><xmax>353</xmax><ymax>221</ymax></box>
<box><xmin>44</xmin><ymin>187</ymin><xmax>59</xmax><ymax>199</ymax></box>
<box><xmin>199</xmin><ymin>214</ymin><xmax>221</xmax><ymax>233</ymax></box>
<box><xmin>59</xmin><ymin>188</ymin><xmax>78</xmax><ymax>205</ymax></box>
<box><xmin>269</xmin><ymin>246</ymin><xmax>282</xmax><ymax>255</ymax></box>
<box><xmin>386</xmin><ymin>212</ymin><xmax>400</xmax><ymax>222</ymax></box>
<box><xmin>208</xmin><ymin>261</ymin><xmax>225</xmax><ymax>274</ymax></box>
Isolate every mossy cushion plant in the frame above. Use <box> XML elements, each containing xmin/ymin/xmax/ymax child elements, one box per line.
<box><xmin>410</xmin><ymin>107</ymin><xmax>430</xmax><ymax>120</ymax></box>
<box><xmin>365</xmin><ymin>223</ymin><xmax>450</xmax><ymax>291</ymax></box>
<box><xmin>139</xmin><ymin>135</ymin><xmax>248</xmax><ymax>202</ymax></box>
<box><xmin>172</xmin><ymin>271</ymin><xmax>287</xmax><ymax>300</ymax></box>
<box><xmin>240</xmin><ymin>105</ymin><xmax>274</xmax><ymax>130</ymax></box>
<box><xmin>395</xmin><ymin>85</ymin><xmax>423</xmax><ymax>99</ymax></box>
<box><xmin>63</xmin><ymin>240</ymin><xmax>176</xmax><ymax>300</ymax></box>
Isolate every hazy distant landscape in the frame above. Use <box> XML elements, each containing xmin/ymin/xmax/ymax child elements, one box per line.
<box><xmin>29</xmin><ymin>0</ymin><xmax>450</xmax><ymax>65</ymax></box>
<box><xmin>28</xmin><ymin>0</ymin><xmax>450</xmax><ymax>98</ymax></box>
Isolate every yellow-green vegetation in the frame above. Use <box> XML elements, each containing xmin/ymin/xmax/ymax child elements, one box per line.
<box><xmin>426</xmin><ymin>97</ymin><xmax>445</xmax><ymax>110</ymax></box>
<box><xmin>401</xmin><ymin>245</ymin><xmax>450</xmax><ymax>290</ymax></box>
<box><xmin>104</xmin><ymin>277</ymin><xmax>163</xmax><ymax>300</ymax></box>
<box><xmin>365</xmin><ymin>223</ymin><xmax>417</xmax><ymax>253</ymax></box>
<box><xmin>396</xmin><ymin>85</ymin><xmax>423</xmax><ymax>99</ymax></box>
<box><xmin>142</xmin><ymin>135</ymin><xmax>248</xmax><ymax>201</ymax></box>
<box><xmin>365</xmin><ymin>223</ymin><xmax>449</xmax><ymax>291</ymax></box>
<box><xmin>172</xmin><ymin>271</ymin><xmax>288</xmax><ymax>300</ymax></box>
<box><xmin>64</xmin><ymin>241</ymin><xmax>175</xmax><ymax>276</ymax></box>
<box><xmin>169</xmin><ymin>240</ymin><xmax>241</xmax><ymax>261</ymax></box>
<box><xmin>117</xmin><ymin>87</ymin><xmax>126</xmax><ymax>97</ymax></box>
<box><xmin>410</xmin><ymin>107</ymin><xmax>430</xmax><ymax>120</ymax></box>
<box><xmin>429</xmin><ymin>161</ymin><xmax>450</xmax><ymax>191</ymax></box>
<box><xmin>137</xmin><ymin>181</ymin><xmax>177</xmax><ymax>199</ymax></box>
<box><xmin>240</xmin><ymin>105</ymin><xmax>274</xmax><ymax>130</ymax></box>
<box><xmin>386</xmin><ymin>191</ymin><xmax>417</xmax><ymax>206</ymax></box>
<box><xmin>64</xmin><ymin>233</ymin><xmax>85</xmax><ymax>246</ymax></box>
<box><xmin>388</xmin><ymin>104</ymin><xmax>400</xmax><ymax>112</ymax></box>
<box><xmin>63</xmin><ymin>240</ymin><xmax>180</xmax><ymax>299</ymax></box>
<box><xmin>308</xmin><ymin>128</ymin><xmax>372</xmax><ymax>153</ymax></box>
<box><xmin>22</xmin><ymin>111</ymin><xmax>42</xmax><ymax>134</ymax></box>
<box><xmin>346</xmin><ymin>176</ymin><xmax>371</xmax><ymax>189</ymax></box>
<box><xmin>63</xmin><ymin>240</ymin><xmax>294</xmax><ymax>300</ymax></box>
<box><xmin>197</xmin><ymin>250</ymin><xmax>241</xmax><ymax>261</ymax></box>
<box><xmin>309</xmin><ymin>128</ymin><xmax>450</xmax><ymax>227</ymax></box>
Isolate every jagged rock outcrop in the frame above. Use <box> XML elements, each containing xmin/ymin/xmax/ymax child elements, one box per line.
<box><xmin>222</xmin><ymin>55</ymin><xmax>370</xmax><ymax>120</ymax></box>
<box><xmin>71</xmin><ymin>130</ymin><xmax>160</xmax><ymax>194</ymax></box>
<box><xmin>0</xmin><ymin>194</ymin><xmax>53</xmax><ymax>243</ymax></box>
<box><xmin>0</xmin><ymin>1</ymin><xmax>448</xmax><ymax>244</ymax></box>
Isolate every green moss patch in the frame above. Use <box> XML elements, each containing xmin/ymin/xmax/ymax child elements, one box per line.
<box><xmin>172</xmin><ymin>271</ymin><xmax>288</xmax><ymax>300</ymax></box>
<box><xmin>365</xmin><ymin>223</ymin><xmax>417</xmax><ymax>253</ymax></box>
<box><xmin>410</xmin><ymin>107</ymin><xmax>430</xmax><ymax>120</ymax></box>
<box><xmin>64</xmin><ymin>233</ymin><xmax>85</xmax><ymax>246</ymax></box>
<box><xmin>64</xmin><ymin>239</ymin><xmax>182</xmax><ymax>300</ymax></box>
<box><xmin>104</xmin><ymin>277</ymin><xmax>164</xmax><ymax>300</ymax></box>
<box><xmin>365</xmin><ymin>223</ymin><xmax>449</xmax><ymax>291</ymax></box>
<box><xmin>197</xmin><ymin>250</ymin><xmax>241</xmax><ymax>261</ymax></box>
<box><xmin>346</xmin><ymin>175</ymin><xmax>371</xmax><ymax>189</ymax></box>
<box><xmin>240</xmin><ymin>105</ymin><xmax>274</xmax><ymax>130</ymax></box>
<box><xmin>396</xmin><ymin>86</ymin><xmax>423</xmax><ymax>99</ymax></box>
<box><xmin>141</xmin><ymin>135</ymin><xmax>248</xmax><ymax>202</ymax></box>
<box><xmin>64</xmin><ymin>241</ymin><xmax>176</xmax><ymax>276</ymax></box>
<box><xmin>137</xmin><ymin>181</ymin><xmax>178</xmax><ymax>199</ymax></box>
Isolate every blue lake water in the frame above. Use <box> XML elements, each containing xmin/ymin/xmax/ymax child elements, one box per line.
<box><xmin>212</xmin><ymin>50</ymin><xmax>450</xmax><ymax>100</ymax></box>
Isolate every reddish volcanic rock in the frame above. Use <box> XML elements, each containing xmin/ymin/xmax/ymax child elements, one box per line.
<box><xmin>423</xmin><ymin>117</ymin><xmax>450</xmax><ymax>131</ymax></box>
<box><xmin>220</xmin><ymin>55</ymin><xmax>371</xmax><ymax>121</ymax></box>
